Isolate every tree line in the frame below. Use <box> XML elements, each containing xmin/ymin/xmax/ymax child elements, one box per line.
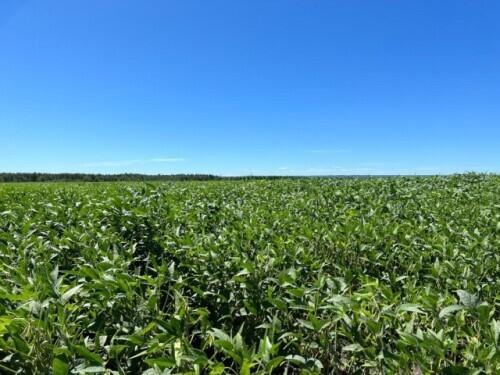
<box><xmin>0</xmin><ymin>173</ymin><xmax>291</xmax><ymax>183</ymax></box>
<box><xmin>0</xmin><ymin>173</ymin><xmax>219</xmax><ymax>182</ymax></box>
<box><xmin>0</xmin><ymin>172</ymin><xmax>467</xmax><ymax>183</ymax></box>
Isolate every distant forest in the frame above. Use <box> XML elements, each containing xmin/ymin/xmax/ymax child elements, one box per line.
<box><xmin>0</xmin><ymin>173</ymin><xmax>289</xmax><ymax>183</ymax></box>
<box><xmin>0</xmin><ymin>172</ymin><xmax>472</xmax><ymax>183</ymax></box>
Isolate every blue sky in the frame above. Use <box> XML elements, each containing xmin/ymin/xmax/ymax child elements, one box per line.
<box><xmin>1</xmin><ymin>0</ymin><xmax>499</xmax><ymax>175</ymax></box>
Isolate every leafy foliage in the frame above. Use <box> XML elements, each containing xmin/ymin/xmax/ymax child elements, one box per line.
<box><xmin>0</xmin><ymin>175</ymin><xmax>499</xmax><ymax>373</ymax></box>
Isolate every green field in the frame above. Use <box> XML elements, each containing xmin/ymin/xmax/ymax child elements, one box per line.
<box><xmin>0</xmin><ymin>175</ymin><xmax>499</xmax><ymax>374</ymax></box>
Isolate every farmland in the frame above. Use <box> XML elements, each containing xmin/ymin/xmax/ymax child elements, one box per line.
<box><xmin>0</xmin><ymin>175</ymin><xmax>499</xmax><ymax>374</ymax></box>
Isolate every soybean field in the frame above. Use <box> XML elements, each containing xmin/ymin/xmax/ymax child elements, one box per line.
<box><xmin>0</xmin><ymin>175</ymin><xmax>499</xmax><ymax>374</ymax></box>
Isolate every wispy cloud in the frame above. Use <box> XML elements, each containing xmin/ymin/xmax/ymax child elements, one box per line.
<box><xmin>302</xmin><ymin>167</ymin><xmax>379</xmax><ymax>175</ymax></box>
<box><xmin>307</xmin><ymin>149</ymin><xmax>349</xmax><ymax>154</ymax></box>
<box><xmin>358</xmin><ymin>162</ymin><xmax>401</xmax><ymax>167</ymax></box>
<box><xmin>148</xmin><ymin>158</ymin><xmax>187</xmax><ymax>163</ymax></box>
<box><xmin>81</xmin><ymin>158</ymin><xmax>186</xmax><ymax>168</ymax></box>
<box><xmin>275</xmin><ymin>165</ymin><xmax>399</xmax><ymax>176</ymax></box>
<box><xmin>276</xmin><ymin>166</ymin><xmax>347</xmax><ymax>175</ymax></box>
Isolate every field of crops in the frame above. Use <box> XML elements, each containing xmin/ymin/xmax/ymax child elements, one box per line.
<box><xmin>0</xmin><ymin>175</ymin><xmax>499</xmax><ymax>374</ymax></box>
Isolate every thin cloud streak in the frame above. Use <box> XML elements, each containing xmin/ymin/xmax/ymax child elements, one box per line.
<box><xmin>148</xmin><ymin>158</ymin><xmax>187</xmax><ymax>163</ymax></box>
<box><xmin>358</xmin><ymin>162</ymin><xmax>402</xmax><ymax>167</ymax></box>
<box><xmin>81</xmin><ymin>158</ymin><xmax>187</xmax><ymax>168</ymax></box>
<box><xmin>274</xmin><ymin>165</ymin><xmax>446</xmax><ymax>176</ymax></box>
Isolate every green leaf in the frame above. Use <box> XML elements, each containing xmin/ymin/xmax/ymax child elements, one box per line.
<box><xmin>285</xmin><ymin>355</ymin><xmax>306</xmax><ymax>365</ymax></box>
<box><xmin>75</xmin><ymin>367</ymin><xmax>106</xmax><ymax>374</ymax></box>
<box><xmin>265</xmin><ymin>356</ymin><xmax>285</xmax><ymax>372</ymax></box>
<box><xmin>211</xmin><ymin>328</ymin><xmax>232</xmax><ymax>342</ymax></box>
<box><xmin>0</xmin><ymin>316</ymin><xmax>12</xmax><ymax>334</ymax></box>
<box><xmin>439</xmin><ymin>305</ymin><xmax>463</xmax><ymax>319</ymax></box>
<box><xmin>342</xmin><ymin>344</ymin><xmax>364</xmax><ymax>352</ymax></box>
<box><xmin>397</xmin><ymin>304</ymin><xmax>425</xmax><ymax>315</ymax></box>
<box><xmin>50</xmin><ymin>265</ymin><xmax>59</xmax><ymax>282</ymax></box>
<box><xmin>456</xmin><ymin>290</ymin><xmax>480</xmax><ymax>308</ymax></box>
<box><xmin>61</xmin><ymin>284</ymin><xmax>84</xmax><ymax>304</ymax></box>
<box><xmin>240</xmin><ymin>358</ymin><xmax>252</xmax><ymax>375</ymax></box>
<box><xmin>141</xmin><ymin>370</ymin><xmax>160</xmax><ymax>375</ymax></box>
<box><xmin>53</xmin><ymin>358</ymin><xmax>69</xmax><ymax>375</ymax></box>
<box><xmin>73</xmin><ymin>345</ymin><xmax>104</xmax><ymax>365</ymax></box>
<box><xmin>144</xmin><ymin>357</ymin><xmax>176</xmax><ymax>369</ymax></box>
<box><xmin>491</xmin><ymin>320</ymin><xmax>500</xmax><ymax>345</ymax></box>
<box><xmin>298</xmin><ymin>319</ymin><xmax>315</xmax><ymax>330</ymax></box>
<box><xmin>209</xmin><ymin>363</ymin><xmax>226</xmax><ymax>375</ymax></box>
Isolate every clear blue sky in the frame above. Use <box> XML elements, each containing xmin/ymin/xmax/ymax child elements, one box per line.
<box><xmin>1</xmin><ymin>0</ymin><xmax>499</xmax><ymax>175</ymax></box>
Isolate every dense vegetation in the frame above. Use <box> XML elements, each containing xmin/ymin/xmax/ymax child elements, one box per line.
<box><xmin>0</xmin><ymin>173</ymin><xmax>404</xmax><ymax>183</ymax></box>
<box><xmin>0</xmin><ymin>173</ymin><xmax>222</xmax><ymax>183</ymax></box>
<box><xmin>0</xmin><ymin>175</ymin><xmax>498</xmax><ymax>374</ymax></box>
